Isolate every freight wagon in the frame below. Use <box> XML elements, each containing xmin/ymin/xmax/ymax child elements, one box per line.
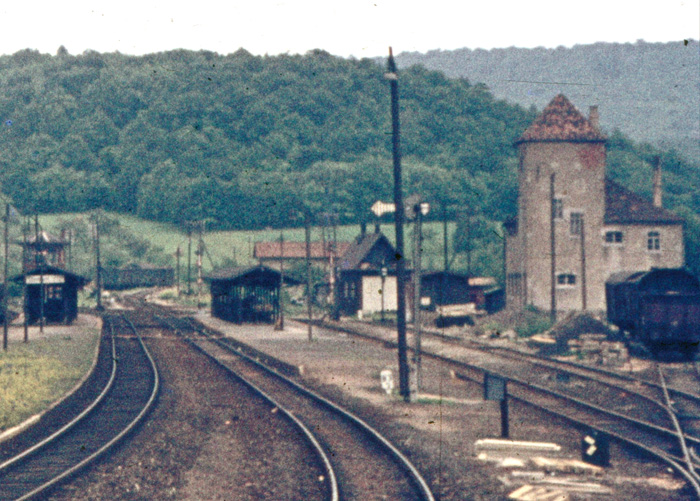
<box><xmin>102</xmin><ymin>263</ymin><xmax>174</xmax><ymax>290</ymax></box>
<box><xmin>606</xmin><ymin>268</ymin><xmax>700</xmax><ymax>355</ymax></box>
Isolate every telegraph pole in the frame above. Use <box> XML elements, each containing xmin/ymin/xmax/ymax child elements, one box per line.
<box><xmin>197</xmin><ymin>221</ymin><xmax>204</xmax><ymax>309</ymax></box>
<box><xmin>187</xmin><ymin>226</ymin><xmax>192</xmax><ymax>295</ymax></box>
<box><xmin>412</xmin><ymin>202</ymin><xmax>428</xmax><ymax>393</ymax></box>
<box><xmin>175</xmin><ymin>246</ymin><xmax>181</xmax><ymax>297</ymax></box>
<box><xmin>580</xmin><ymin>216</ymin><xmax>587</xmax><ymax>311</ymax></box>
<box><xmin>94</xmin><ymin>213</ymin><xmax>103</xmax><ymax>311</ymax></box>
<box><xmin>276</xmin><ymin>231</ymin><xmax>285</xmax><ymax>331</ymax></box>
<box><xmin>550</xmin><ymin>174</ymin><xmax>556</xmax><ymax>323</ymax></box>
<box><xmin>2</xmin><ymin>204</ymin><xmax>8</xmax><ymax>351</ymax></box>
<box><xmin>35</xmin><ymin>215</ymin><xmax>44</xmax><ymax>334</ymax></box>
<box><xmin>387</xmin><ymin>47</ymin><xmax>410</xmax><ymax>402</ymax></box>
<box><xmin>305</xmin><ymin>212</ymin><xmax>313</xmax><ymax>341</ymax></box>
<box><xmin>22</xmin><ymin>217</ymin><xmax>28</xmax><ymax>343</ymax></box>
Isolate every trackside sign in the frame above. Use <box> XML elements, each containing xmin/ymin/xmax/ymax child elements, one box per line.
<box><xmin>25</xmin><ymin>275</ymin><xmax>65</xmax><ymax>285</ymax></box>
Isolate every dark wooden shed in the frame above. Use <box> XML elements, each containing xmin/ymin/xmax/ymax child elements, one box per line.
<box><xmin>12</xmin><ymin>266</ymin><xmax>90</xmax><ymax>325</ymax></box>
<box><xmin>420</xmin><ymin>271</ymin><xmax>472</xmax><ymax>308</ymax></box>
<box><xmin>206</xmin><ymin>265</ymin><xmax>295</xmax><ymax>324</ymax></box>
<box><xmin>336</xmin><ymin>232</ymin><xmax>408</xmax><ymax>317</ymax></box>
<box><xmin>420</xmin><ymin>271</ymin><xmax>504</xmax><ymax>316</ymax></box>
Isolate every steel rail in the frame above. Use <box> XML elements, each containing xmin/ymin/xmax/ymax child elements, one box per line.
<box><xmin>186</xmin><ymin>318</ymin><xmax>435</xmax><ymax>501</ymax></box>
<box><xmin>5</xmin><ymin>314</ymin><xmax>160</xmax><ymax>501</ymax></box>
<box><xmin>0</xmin><ymin>319</ymin><xmax>118</xmax><ymax>473</ymax></box>
<box><xmin>314</xmin><ymin>319</ymin><xmax>700</xmax><ymax>496</ymax></box>
<box><xmin>153</xmin><ymin>313</ymin><xmax>340</xmax><ymax>501</ymax></box>
<box><xmin>656</xmin><ymin>363</ymin><xmax>700</xmax><ymax>483</ymax></box>
<box><xmin>450</xmin><ymin>368</ymin><xmax>700</xmax><ymax>497</ymax></box>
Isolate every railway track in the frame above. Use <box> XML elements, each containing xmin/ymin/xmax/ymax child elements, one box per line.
<box><xmin>130</xmin><ymin>296</ymin><xmax>435</xmax><ymax>501</ymax></box>
<box><xmin>0</xmin><ymin>313</ymin><xmax>159</xmax><ymax>500</ymax></box>
<box><xmin>312</xmin><ymin>318</ymin><xmax>700</xmax><ymax>496</ymax></box>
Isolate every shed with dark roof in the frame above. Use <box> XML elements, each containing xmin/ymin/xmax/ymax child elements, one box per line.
<box><xmin>336</xmin><ymin>232</ymin><xmax>407</xmax><ymax>317</ymax></box>
<box><xmin>205</xmin><ymin>265</ymin><xmax>298</xmax><ymax>324</ymax></box>
<box><xmin>12</xmin><ymin>266</ymin><xmax>90</xmax><ymax>325</ymax></box>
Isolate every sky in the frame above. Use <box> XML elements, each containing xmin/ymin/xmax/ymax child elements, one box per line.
<box><xmin>0</xmin><ymin>0</ymin><xmax>697</xmax><ymax>58</ymax></box>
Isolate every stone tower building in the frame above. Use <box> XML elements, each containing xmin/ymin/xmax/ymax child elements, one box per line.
<box><xmin>505</xmin><ymin>94</ymin><xmax>684</xmax><ymax>314</ymax></box>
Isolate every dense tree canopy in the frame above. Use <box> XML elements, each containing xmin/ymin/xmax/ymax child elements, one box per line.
<box><xmin>0</xmin><ymin>47</ymin><xmax>697</xmax><ymax>278</ymax></box>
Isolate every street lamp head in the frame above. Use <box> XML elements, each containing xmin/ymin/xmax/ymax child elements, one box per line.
<box><xmin>385</xmin><ymin>46</ymin><xmax>398</xmax><ymax>78</ymax></box>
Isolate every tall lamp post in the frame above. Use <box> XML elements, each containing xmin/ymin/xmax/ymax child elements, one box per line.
<box><xmin>386</xmin><ymin>47</ymin><xmax>410</xmax><ymax>402</ymax></box>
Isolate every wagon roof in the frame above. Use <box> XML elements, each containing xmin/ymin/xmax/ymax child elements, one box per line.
<box><xmin>606</xmin><ymin>268</ymin><xmax>700</xmax><ymax>291</ymax></box>
<box><xmin>606</xmin><ymin>270</ymin><xmax>647</xmax><ymax>285</ymax></box>
<box><xmin>204</xmin><ymin>265</ymin><xmax>300</xmax><ymax>285</ymax></box>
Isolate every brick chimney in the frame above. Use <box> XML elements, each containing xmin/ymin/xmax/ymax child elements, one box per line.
<box><xmin>652</xmin><ymin>155</ymin><xmax>662</xmax><ymax>208</ymax></box>
<box><xmin>588</xmin><ymin>105</ymin><xmax>600</xmax><ymax>130</ymax></box>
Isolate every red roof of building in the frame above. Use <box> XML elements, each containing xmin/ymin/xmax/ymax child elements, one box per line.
<box><xmin>506</xmin><ymin>178</ymin><xmax>684</xmax><ymax>231</ymax></box>
<box><xmin>254</xmin><ymin>241</ymin><xmax>351</xmax><ymax>260</ymax></box>
<box><xmin>605</xmin><ymin>178</ymin><xmax>683</xmax><ymax>225</ymax></box>
<box><xmin>516</xmin><ymin>94</ymin><xmax>606</xmax><ymax>144</ymax></box>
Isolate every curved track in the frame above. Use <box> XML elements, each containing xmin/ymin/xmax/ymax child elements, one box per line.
<box><xmin>133</xmin><ymin>296</ymin><xmax>435</xmax><ymax>501</ymax></box>
<box><xmin>0</xmin><ymin>313</ymin><xmax>159</xmax><ymax>500</ymax></box>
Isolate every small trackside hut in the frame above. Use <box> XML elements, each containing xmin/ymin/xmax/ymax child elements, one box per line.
<box><xmin>12</xmin><ymin>266</ymin><xmax>90</xmax><ymax>325</ymax></box>
<box><xmin>206</xmin><ymin>265</ymin><xmax>295</xmax><ymax>324</ymax></box>
<box><xmin>336</xmin><ymin>231</ymin><xmax>407</xmax><ymax>318</ymax></box>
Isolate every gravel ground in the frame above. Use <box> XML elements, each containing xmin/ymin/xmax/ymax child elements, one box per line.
<box><xmin>24</xmin><ymin>308</ymin><xmax>690</xmax><ymax>500</ymax></box>
<box><xmin>49</xmin><ymin>334</ymin><xmax>327</xmax><ymax>501</ymax></box>
<box><xmin>193</xmin><ymin>314</ymin><xmax>692</xmax><ymax>500</ymax></box>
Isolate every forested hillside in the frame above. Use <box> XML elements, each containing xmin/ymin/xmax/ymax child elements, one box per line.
<box><xmin>394</xmin><ymin>40</ymin><xmax>700</xmax><ymax>160</ymax></box>
<box><xmin>0</xmin><ymin>46</ymin><xmax>698</xmax><ymax>277</ymax></box>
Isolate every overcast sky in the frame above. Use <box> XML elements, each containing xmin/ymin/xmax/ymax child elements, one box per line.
<box><xmin>1</xmin><ymin>0</ymin><xmax>697</xmax><ymax>58</ymax></box>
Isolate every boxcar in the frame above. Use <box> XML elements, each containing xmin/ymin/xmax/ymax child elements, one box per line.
<box><xmin>102</xmin><ymin>264</ymin><xmax>174</xmax><ymax>290</ymax></box>
<box><xmin>606</xmin><ymin>268</ymin><xmax>700</xmax><ymax>353</ymax></box>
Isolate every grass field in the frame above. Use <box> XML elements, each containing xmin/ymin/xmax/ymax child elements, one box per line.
<box><xmin>39</xmin><ymin>212</ymin><xmax>462</xmax><ymax>274</ymax></box>
<box><xmin>0</xmin><ymin>325</ymin><xmax>101</xmax><ymax>432</ymax></box>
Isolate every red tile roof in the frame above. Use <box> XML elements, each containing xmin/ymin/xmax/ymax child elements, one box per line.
<box><xmin>516</xmin><ymin>94</ymin><xmax>606</xmax><ymax>144</ymax></box>
<box><xmin>605</xmin><ymin>178</ymin><xmax>683</xmax><ymax>225</ymax></box>
<box><xmin>506</xmin><ymin>178</ymin><xmax>684</xmax><ymax>231</ymax></box>
<box><xmin>254</xmin><ymin>241</ymin><xmax>351</xmax><ymax>260</ymax></box>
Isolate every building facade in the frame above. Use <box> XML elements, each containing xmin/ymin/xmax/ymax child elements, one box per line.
<box><xmin>336</xmin><ymin>231</ymin><xmax>407</xmax><ymax>317</ymax></box>
<box><xmin>505</xmin><ymin>95</ymin><xmax>684</xmax><ymax>314</ymax></box>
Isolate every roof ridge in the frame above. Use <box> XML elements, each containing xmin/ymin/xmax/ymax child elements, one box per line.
<box><xmin>517</xmin><ymin>94</ymin><xmax>606</xmax><ymax>144</ymax></box>
<box><xmin>604</xmin><ymin>177</ymin><xmax>683</xmax><ymax>224</ymax></box>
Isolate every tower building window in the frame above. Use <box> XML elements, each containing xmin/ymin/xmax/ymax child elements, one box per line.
<box><xmin>604</xmin><ymin>231</ymin><xmax>624</xmax><ymax>244</ymax></box>
<box><xmin>570</xmin><ymin>212</ymin><xmax>583</xmax><ymax>236</ymax></box>
<box><xmin>647</xmin><ymin>231</ymin><xmax>661</xmax><ymax>251</ymax></box>
<box><xmin>552</xmin><ymin>199</ymin><xmax>563</xmax><ymax>220</ymax></box>
<box><xmin>556</xmin><ymin>273</ymin><xmax>577</xmax><ymax>286</ymax></box>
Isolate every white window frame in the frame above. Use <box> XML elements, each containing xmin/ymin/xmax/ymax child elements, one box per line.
<box><xmin>556</xmin><ymin>273</ymin><xmax>577</xmax><ymax>288</ymax></box>
<box><xmin>604</xmin><ymin>230</ymin><xmax>624</xmax><ymax>246</ymax></box>
<box><xmin>569</xmin><ymin>211</ymin><xmax>583</xmax><ymax>237</ymax></box>
<box><xmin>647</xmin><ymin>231</ymin><xmax>661</xmax><ymax>252</ymax></box>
